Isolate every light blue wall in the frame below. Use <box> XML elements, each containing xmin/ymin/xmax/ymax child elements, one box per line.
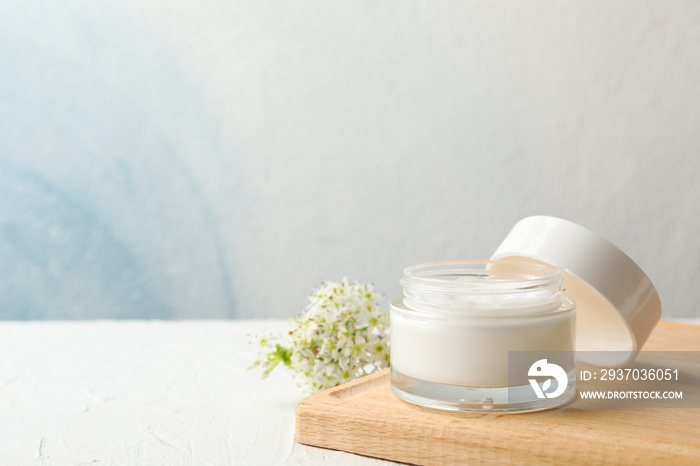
<box><xmin>0</xmin><ymin>5</ymin><xmax>236</xmax><ymax>319</ymax></box>
<box><xmin>1</xmin><ymin>2</ymin><xmax>699</xmax><ymax>320</ymax></box>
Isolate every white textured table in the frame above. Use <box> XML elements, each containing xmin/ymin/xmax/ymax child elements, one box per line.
<box><xmin>0</xmin><ymin>320</ymin><xmax>393</xmax><ymax>465</ymax></box>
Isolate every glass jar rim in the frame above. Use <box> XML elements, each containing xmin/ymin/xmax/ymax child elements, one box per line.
<box><xmin>401</xmin><ymin>259</ymin><xmax>565</xmax><ymax>295</ymax></box>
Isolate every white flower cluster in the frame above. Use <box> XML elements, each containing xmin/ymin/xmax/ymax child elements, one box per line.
<box><xmin>249</xmin><ymin>278</ymin><xmax>390</xmax><ymax>393</ymax></box>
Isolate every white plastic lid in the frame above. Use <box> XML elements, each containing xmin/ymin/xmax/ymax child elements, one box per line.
<box><xmin>491</xmin><ymin>216</ymin><xmax>662</xmax><ymax>367</ymax></box>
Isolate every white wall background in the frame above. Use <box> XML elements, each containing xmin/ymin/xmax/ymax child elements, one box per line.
<box><xmin>0</xmin><ymin>1</ymin><xmax>698</xmax><ymax>319</ymax></box>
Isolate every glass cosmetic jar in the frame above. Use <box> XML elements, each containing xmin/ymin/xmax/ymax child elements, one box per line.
<box><xmin>390</xmin><ymin>260</ymin><xmax>576</xmax><ymax>413</ymax></box>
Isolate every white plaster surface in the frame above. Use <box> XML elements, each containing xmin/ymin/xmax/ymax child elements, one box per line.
<box><xmin>0</xmin><ymin>320</ymin><xmax>392</xmax><ymax>465</ymax></box>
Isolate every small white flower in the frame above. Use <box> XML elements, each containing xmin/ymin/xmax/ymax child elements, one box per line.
<box><xmin>249</xmin><ymin>278</ymin><xmax>390</xmax><ymax>393</ymax></box>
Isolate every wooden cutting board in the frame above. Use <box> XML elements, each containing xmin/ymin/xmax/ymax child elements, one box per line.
<box><xmin>295</xmin><ymin>321</ymin><xmax>700</xmax><ymax>465</ymax></box>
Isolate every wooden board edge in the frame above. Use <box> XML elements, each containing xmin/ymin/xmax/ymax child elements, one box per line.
<box><xmin>296</xmin><ymin>397</ymin><xmax>699</xmax><ymax>465</ymax></box>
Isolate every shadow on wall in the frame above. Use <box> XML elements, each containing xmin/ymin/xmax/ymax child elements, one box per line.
<box><xmin>0</xmin><ymin>36</ymin><xmax>235</xmax><ymax>320</ymax></box>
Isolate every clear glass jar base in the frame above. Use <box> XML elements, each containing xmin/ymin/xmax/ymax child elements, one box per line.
<box><xmin>391</xmin><ymin>368</ymin><xmax>576</xmax><ymax>413</ymax></box>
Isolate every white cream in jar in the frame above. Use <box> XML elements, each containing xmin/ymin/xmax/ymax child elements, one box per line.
<box><xmin>390</xmin><ymin>260</ymin><xmax>576</xmax><ymax>412</ymax></box>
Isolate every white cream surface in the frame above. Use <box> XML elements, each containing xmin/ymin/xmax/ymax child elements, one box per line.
<box><xmin>391</xmin><ymin>299</ymin><xmax>575</xmax><ymax>387</ymax></box>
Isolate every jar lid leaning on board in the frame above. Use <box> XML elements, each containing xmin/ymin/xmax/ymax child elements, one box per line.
<box><xmin>491</xmin><ymin>215</ymin><xmax>662</xmax><ymax>367</ymax></box>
